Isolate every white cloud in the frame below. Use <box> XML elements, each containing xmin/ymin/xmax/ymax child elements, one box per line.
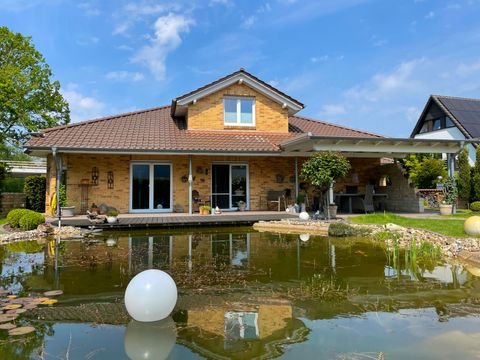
<box><xmin>105</xmin><ymin>71</ymin><xmax>145</xmax><ymax>82</ymax></box>
<box><xmin>61</xmin><ymin>84</ymin><xmax>106</xmax><ymax>122</ymax></box>
<box><xmin>209</xmin><ymin>0</ymin><xmax>233</xmax><ymax>6</ymax></box>
<box><xmin>456</xmin><ymin>60</ymin><xmax>480</xmax><ymax>76</ymax></box>
<box><xmin>1</xmin><ymin>0</ymin><xmax>44</xmax><ymax>12</ymax></box>
<box><xmin>242</xmin><ymin>15</ymin><xmax>257</xmax><ymax>28</ymax></box>
<box><xmin>113</xmin><ymin>2</ymin><xmax>182</xmax><ymax>35</ymax></box>
<box><xmin>132</xmin><ymin>13</ymin><xmax>194</xmax><ymax>80</ymax></box>
<box><xmin>76</xmin><ymin>36</ymin><xmax>99</xmax><ymax>46</ymax></box>
<box><xmin>78</xmin><ymin>2</ymin><xmax>100</xmax><ymax>16</ymax></box>
<box><xmin>405</xmin><ymin>106</ymin><xmax>421</xmax><ymax>124</ymax></box>
<box><xmin>425</xmin><ymin>11</ymin><xmax>435</xmax><ymax>19</ymax></box>
<box><xmin>320</xmin><ymin>104</ymin><xmax>347</xmax><ymax>117</ymax></box>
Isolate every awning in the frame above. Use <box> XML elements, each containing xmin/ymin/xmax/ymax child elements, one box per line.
<box><xmin>280</xmin><ymin>133</ymin><xmax>466</xmax><ymax>158</ymax></box>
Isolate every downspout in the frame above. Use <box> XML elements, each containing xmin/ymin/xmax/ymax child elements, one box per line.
<box><xmin>52</xmin><ymin>147</ymin><xmax>62</xmax><ymax>229</ymax></box>
<box><xmin>188</xmin><ymin>155</ymin><xmax>193</xmax><ymax>215</ymax></box>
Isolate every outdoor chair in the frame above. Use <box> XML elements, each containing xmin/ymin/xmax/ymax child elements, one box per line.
<box><xmin>267</xmin><ymin>190</ymin><xmax>287</xmax><ymax>211</ymax></box>
<box><xmin>361</xmin><ymin>185</ymin><xmax>375</xmax><ymax>213</ymax></box>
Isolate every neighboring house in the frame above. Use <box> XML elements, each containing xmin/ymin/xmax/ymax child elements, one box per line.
<box><xmin>25</xmin><ymin>69</ymin><xmax>465</xmax><ymax>215</ymax></box>
<box><xmin>410</xmin><ymin>95</ymin><xmax>480</xmax><ymax>165</ymax></box>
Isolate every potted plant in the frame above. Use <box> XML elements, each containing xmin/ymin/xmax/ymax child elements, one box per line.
<box><xmin>58</xmin><ymin>184</ymin><xmax>76</xmax><ymax>217</ymax></box>
<box><xmin>237</xmin><ymin>200</ymin><xmax>247</xmax><ymax>211</ymax></box>
<box><xmin>199</xmin><ymin>205</ymin><xmax>211</xmax><ymax>215</ymax></box>
<box><xmin>440</xmin><ymin>176</ymin><xmax>458</xmax><ymax>215</ymax></box>
<box><xmin>90</xmin><ymin>203</ymin><xmax>99</xmax><ymax>213</ymax></box>
<box><xmin>106</xmin><ymin>209</ymin><xmax>119</xmax><ymax>224</ymax></box>
<box><xmin>328</xmin><ymin>202</ymin><xmax>338</xmax><ymax>218</ymax></box>
<box><xmin>300</xmin><ymin>152</ymin><xmax>351</xmax><ymax>219</ymax></box>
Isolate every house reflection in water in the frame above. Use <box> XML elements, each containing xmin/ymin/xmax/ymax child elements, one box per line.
<box><xmin>128</xmin><ymin>233</ymin><xmax>251</xmax><ymax>273</ymax></box>
<box><xmin>182</xmin><ymin>303</ymin><xmax>309</xmax><ymax>359</ymax></box>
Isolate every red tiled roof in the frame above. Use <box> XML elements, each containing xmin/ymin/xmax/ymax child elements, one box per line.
<box><xmin>25</xmin><ymin>106</ymin><xmax>382</xmax><ymax>153</ymax></box>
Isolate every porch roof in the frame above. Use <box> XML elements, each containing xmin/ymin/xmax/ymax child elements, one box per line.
<box><xmin>280</xmin><ymin>133</ymin><xmax>466</xmax><ymax>158</ymax></box>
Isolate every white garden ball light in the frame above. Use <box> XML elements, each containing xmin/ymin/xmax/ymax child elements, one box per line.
<box><xmin>299</xmin><ymin>233</ymin><xmax>310</xmax><ymax>242</ymax></box>
<box><xmin>124</xmin><ymin>317</ymin><xmax>177</xmax><ymax>360</ymax></box>
<box><xmin>299</xmin><ymin>211</ymin><xmax>310</xmax><ymax>221</ymax></box>
<box><xmin>125</xmin><ymin>269</ymin><xmax>177</xmax><ymax>322</ymax></box>
<box><xmin>464</xmin><ymin>216</ymin><xmax>480</xmax><ymax>236</ymax></box>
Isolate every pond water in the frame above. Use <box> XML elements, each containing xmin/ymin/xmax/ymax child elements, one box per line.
<box><xmin>1</xmin><ymin>227</ymin><xmax>480</xmax><ymax>359</ymax></box>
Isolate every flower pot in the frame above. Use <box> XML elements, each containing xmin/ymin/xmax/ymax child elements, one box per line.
<box><xmin>106</xmin><ymin>216</ymin><xmax>118</xmax><ymax>224</ymax></box>
<box><xmin>61</xmin><ymin>206</ymin><xmax>75</xmax><ymax>217</ymax></box>
<box><xmin>238</xmin><ymin>203</ymin><xmax>246</xmax><ymax>211</ymax></box>
<box><xmin>439</xmin><ymin>204</ymin><xmax>453</xmax><ymax>216</ymax></box>
<box><xmin>328</xmin><ymin>205</ymin><xmax>338</xmax><ymax>219</ymax></box>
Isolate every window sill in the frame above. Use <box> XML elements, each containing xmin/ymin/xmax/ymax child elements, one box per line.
<box><xmin>224</xmin><ymin>125</ymin><xmax>256</xmax><ymax>130</ymax></box>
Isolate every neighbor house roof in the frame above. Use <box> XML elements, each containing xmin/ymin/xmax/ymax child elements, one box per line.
<box><xmin>411</xmin><ymin>95</ymin><xmax>480</xmax><ymax>139</ymax></box>
<box><xmin>24</xmin><ymin>106</ymin><xmax>382</xmax><ymax>155</ymax></box>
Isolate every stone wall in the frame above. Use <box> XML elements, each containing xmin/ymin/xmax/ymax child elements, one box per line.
<box><xmin>1</xmin><ymin>192</ymin><xmax>26</xmax><ymax>217</ymax></box>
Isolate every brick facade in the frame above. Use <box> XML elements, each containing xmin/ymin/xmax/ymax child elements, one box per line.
<box><xmin>187</xmin><ymin>83</ymin><xmax>289</xmax><ymax>133</ymax></box>
<box><xmin>45</xmin><ymin>153</ymin><xmax>397</xmax><ymax>215</ymax></box>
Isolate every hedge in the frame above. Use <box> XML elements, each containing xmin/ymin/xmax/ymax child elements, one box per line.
<box><xmin>24</xmin><ymin>176</ymin><xmax>46</xmax><ymax>212</ymax></box>
<box><xmin>470</xmin><ymin>201</ymin><xmax>480</xmax><ymax>212</ymax></box>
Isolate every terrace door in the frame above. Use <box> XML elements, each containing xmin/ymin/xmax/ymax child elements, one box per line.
<box><xmin>211</xmin><ymin>164</ymin><xmax>248</xmax><ymax>210</ymax></box>
<box><xmin>130</xmin><ymin>163</ymin><xmax>172</xmax><ymax>212</ymax></box>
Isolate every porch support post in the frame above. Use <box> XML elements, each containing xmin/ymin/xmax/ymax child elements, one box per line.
<box><xmin>294</xmin><ymin>157</ymin><xmax>299</xmax><ymax>202</ymax></box>
<box><xmin>188</xmin><ymin>155</ymin><xmax>193</xmax><ymax>215</ymax></box>
<box><xmin>52</xmin><ymin>147</ymin><xmax>62</xmax><ymax>229</ymax></box>
<box><xmin>447</xmin><ymin>153</ymin><xmax>455</xmax><ymax>177</ymax></box>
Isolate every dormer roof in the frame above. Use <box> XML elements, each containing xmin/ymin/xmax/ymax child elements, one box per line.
<box><xmin>171</xmin><ymin>68</ymin><xmax>304</xmax><ymax>117</ymax></box>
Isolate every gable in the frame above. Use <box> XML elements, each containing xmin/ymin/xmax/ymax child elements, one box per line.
<box><xmin>186</xmin><ymin>82</ymin><xmax>290</xmax><ymax>132</ymax></box>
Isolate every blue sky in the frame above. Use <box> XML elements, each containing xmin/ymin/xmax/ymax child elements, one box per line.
<box><xmin>1</xmin><ymin>0</ymin><xmax>480</xmax><ymax>137</ymax></box>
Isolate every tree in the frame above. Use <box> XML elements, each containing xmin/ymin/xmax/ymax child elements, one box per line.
<box><xmin>457</xmin><ymin>147</ymin><xmax>471</xmax><ymax>201</ymax></box>
<box><xmin>0</xmin><ymin>26</ymin><xmax>69</xmax><ymax>147</ymax></box>
<box><xmin>301</xmin><ymin>152</ymin><xmax>351</xmax><ymax>191</ymax></box>
<box><xmin>473</xmin><ymin>147</ymin><xmax>480</xmax><ymax>200</ymax></box>
<box><xmin>414</xmin><ymin>157</ymin><xmax>447</xmax><ymax>189</ymax></box>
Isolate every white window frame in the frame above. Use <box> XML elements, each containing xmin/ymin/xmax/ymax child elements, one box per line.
<box><xmin>223</xmin><ymin>97</ymin><xmax>256</xmax><ymax>126</ymax></box>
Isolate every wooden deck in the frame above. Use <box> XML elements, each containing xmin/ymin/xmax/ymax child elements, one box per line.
<box><xmin>49</xmin><ymin>211</ymin><xmax>299</xmax><ymax>229</ymax></box>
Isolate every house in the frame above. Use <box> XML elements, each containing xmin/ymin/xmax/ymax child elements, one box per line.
<box><xmin>410</xmin><ymin>95</ymin><xmax>480</xmax><ymax>165</ymax></box>
<box><xmin>25</xmin><ymin>69</ymin><xmax>465</xmax><ymax>215</ymax></box>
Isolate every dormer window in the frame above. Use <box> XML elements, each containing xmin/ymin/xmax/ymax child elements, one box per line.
<box><xmin>224</xmin><ymin>97</ymin><xmax>255</xmax><ymax>126</ymax></box>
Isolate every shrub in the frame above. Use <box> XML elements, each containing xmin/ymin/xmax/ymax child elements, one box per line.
<box><xmin>1</xmin><ymin>178</ymin><xmax>25</xmax><ymax>192</ymax></box>
<box><xmin>19</xmin><ymin>211</ymin><xmax>45</xmax><ymax>230</ymax></box>
<box><xmin>24</xmin><ymin>176</ymin><xmax>46</xmax><ymax>212</ymax></box>
<box><xmin>7</xmin><ymin>208</ymin><xmax>32</xmax><ymax>228</ymax></box>
<box><xmin>470</xmin><ymin>201</ymin><xmax>480</xmax><ymax>212</ymax></box>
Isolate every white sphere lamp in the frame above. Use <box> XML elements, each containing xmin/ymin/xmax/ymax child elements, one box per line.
<box><xmin>299</xmin><ymin>211</ymin><xmax>310</xmax><ymax>221</ymax></box>
<box><xmin>125</xmin><ymin>269</ymin><xmax>177</xmax><ymax>322</ymax></box>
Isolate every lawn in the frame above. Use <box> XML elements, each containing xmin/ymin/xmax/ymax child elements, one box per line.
<box><xmin>350</xmin><ymin>213</ymin><xmax>467</xmax><ymax>238</ymax></box>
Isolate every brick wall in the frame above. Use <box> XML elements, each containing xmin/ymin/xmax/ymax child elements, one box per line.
<box><xmin>45</xmin><ymin>154</ymin><xmax>421</xmax><ymax>214</ymax></box>
<box><xmin>187</xmin><ymin>83</ymin><xmax>289</xmax><ymax>133</ymax></box>
<box><xmin>0</xmin><ymin>193</ymin><xmax>26</xmax><ymax>217</ymax></box>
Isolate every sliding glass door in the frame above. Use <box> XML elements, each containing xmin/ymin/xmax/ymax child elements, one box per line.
<box><xmin>131</xmin><ymin>163</ymin><xmax>171</xmax><ymax>212</ymax></box>
<box><xmin>211</xmin><ymin>164</ymin><xmax>248</xmax><ymax>210</ymax></box>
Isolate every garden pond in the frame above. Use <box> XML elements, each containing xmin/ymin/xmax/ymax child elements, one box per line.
<box><xmin>1</xmin><ymin>227</ymin><xmax>480</xmax><ymax>359</ymax></box>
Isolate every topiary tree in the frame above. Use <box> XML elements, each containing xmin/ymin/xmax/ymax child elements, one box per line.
<box><xmin>457</xmin><ymin>147</ymin><xmax>471</xmax><ymax>203</ymax></box>
<box><xmin>300</xmin><ymin>152</ymin><xmax>351</xmax><ymax>217</ymax></box>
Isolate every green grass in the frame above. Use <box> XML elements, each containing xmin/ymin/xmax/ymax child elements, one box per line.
<box><xmin>351</xmin><ymin>213</ymin><xmax>466</xmax><ymax>238</ymax></box>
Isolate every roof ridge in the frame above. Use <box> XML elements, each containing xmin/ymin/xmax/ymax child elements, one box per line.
<box><xmin>433</xmin><ymin>94</ymin><xmax>480</xmax><ymax>102</ymax></box>
<box><xmin>43</xmin><ymin>105</ymin><xmax>171</xmax><ymax>133</ymax></box>
<box><xmin>290</xmin><ymin>114</ymin><xmax>385</xmax><ymax>138</ymax></box>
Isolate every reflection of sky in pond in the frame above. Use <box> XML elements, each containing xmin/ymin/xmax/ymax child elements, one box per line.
<box><xmin>384</xmin><ymin>263</ymin><xmax>468</xmax><ymax>285</ymax></box>
<box><xmin>1</xmin><ymin>251</ymin><xmax>44</xmax><ymax>292</ymax></box>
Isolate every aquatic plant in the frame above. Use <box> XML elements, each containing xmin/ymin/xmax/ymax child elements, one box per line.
<box><xmin>292</xmin><ymin>274</ymin><xmax>355</xmax><ymax>301</ymax></box>
<box><xmin>328</xmin><ymin>222</ymin><xmax>371</xmax><ymax>237</ymax></box>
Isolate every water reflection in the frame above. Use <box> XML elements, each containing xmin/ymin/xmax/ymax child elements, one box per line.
<box><xmin>1</xmin><ymin>229</ymin><xmax>480</xmax><ymax>359</ymax></box>
<box><xmin>124</xmin><ymin>317</ymin><xmax>177</xmax><ymax>360</ymax></box>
